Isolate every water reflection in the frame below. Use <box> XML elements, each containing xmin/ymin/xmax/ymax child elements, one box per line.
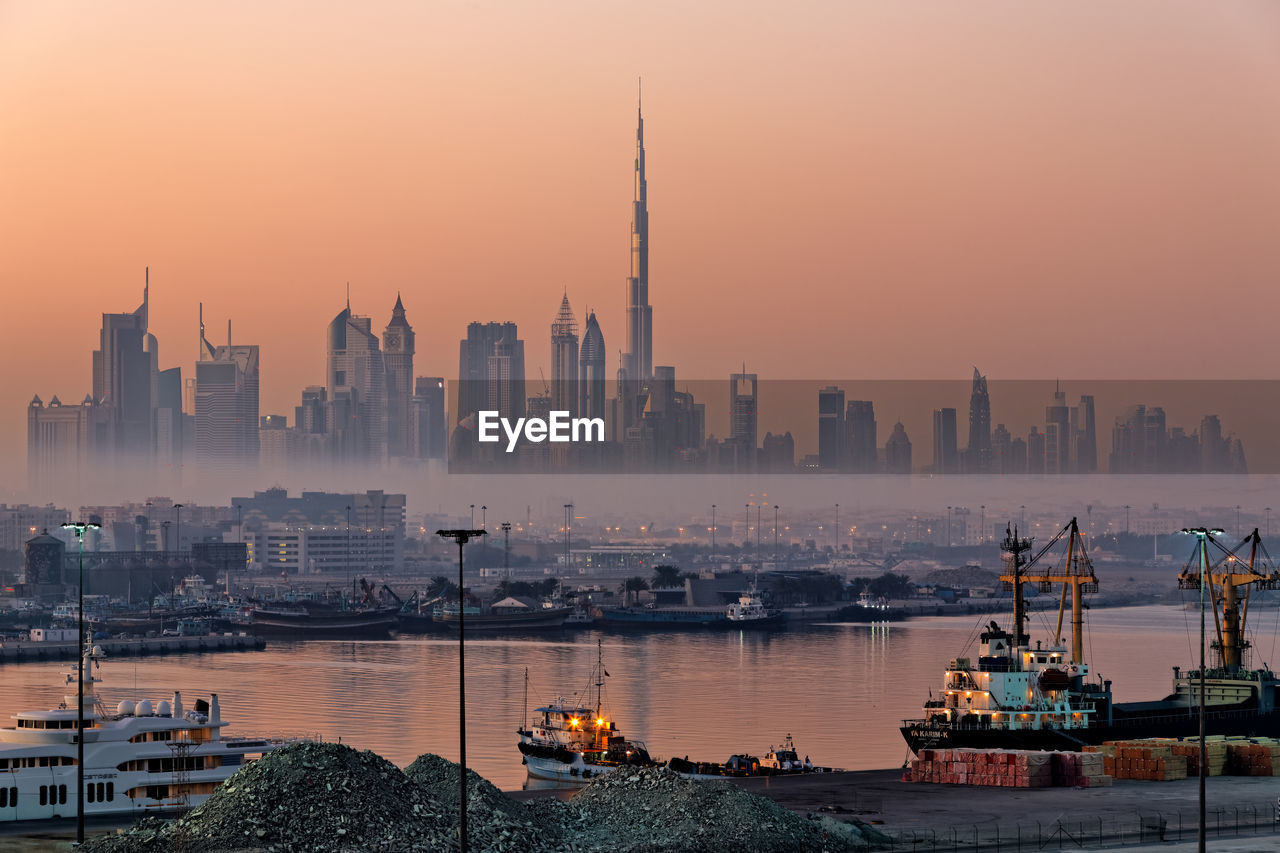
<box><xmin>0</xmin><ymin>606</ymin><xmax>1198</xmax><ymax>790</ymax></box>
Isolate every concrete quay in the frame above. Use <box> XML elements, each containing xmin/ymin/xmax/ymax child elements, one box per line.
<box><xmin>513</xmin><ymin>767</ymin><xmax>1280</xmax><ymax>849</ymax></box>
<box><xmin>0</xmin><ymin>633</ymin><xmax>265</xmax><ymax>662</ymax></box>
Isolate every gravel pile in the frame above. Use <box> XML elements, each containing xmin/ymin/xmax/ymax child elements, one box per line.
<box><xmin>559</xmin><ymin>766</ymin><xmax>887</xmax><ymax>853</ymax></box>
<box><xmin>83</xmin><ymin>742</ymin><xmax>449</xmax><ymax>853</ymax></box>
<box><xmin>405</xmin><ymin>752</ymin><xmax>561</xmax><ymax>852</ymax></box>
<box><xmin>84</xmin><ymin>747</ymin><xmax>888</xmax><ymax>852</ymax></box>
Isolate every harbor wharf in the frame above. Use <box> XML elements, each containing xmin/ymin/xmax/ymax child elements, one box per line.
<box><xmin>512</xmin><ymin>768</ymin><xmax>1280</xmax><ymax>848</ymax></box>
<box><xmin>0</xmin><ymin>633</ymin><xmax>265</xmax><ymax>662</ymax></box>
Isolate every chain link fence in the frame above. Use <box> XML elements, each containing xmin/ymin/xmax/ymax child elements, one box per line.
<box><xmin>880</xmin><ymin>799</ymin><xmax>1280</xmax><ymax>851</ymax></box>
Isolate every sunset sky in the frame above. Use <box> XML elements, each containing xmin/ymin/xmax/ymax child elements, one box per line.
<box><xmin>3</xmin><ymin>1</ymin><xmax>1280</xmax><ymax>481</ymax></box>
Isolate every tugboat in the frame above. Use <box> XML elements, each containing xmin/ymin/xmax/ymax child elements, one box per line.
<box><xmin>901</xmin><ymin>521</ymin><xmax>1280</xmax><ymax>753</ymax></box>
<box><xmin>722</xmin><ymin>591</ymin><xmax>787</xmax><ymax>629</ymax></box>
<box><xmin>0</xmin><ymin>645</ymin><xmax>306</xmax><ymax>821</ymax></box>
<box><xmin>517</xmin><ymin>643</ymin><xmax>656</xmax><ymax>782</ymax></box>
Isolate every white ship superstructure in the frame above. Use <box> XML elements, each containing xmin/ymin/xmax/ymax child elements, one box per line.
<box><xmin>0</xmin><ymin>647</ymin><xmax>299</xmax><ymax>821</ymax></box>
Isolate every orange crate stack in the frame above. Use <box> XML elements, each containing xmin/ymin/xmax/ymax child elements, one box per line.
<box><xmin>904</xmin><ymin>748</ymin><xmax>1108</xmax><ymax>788</ymax></box>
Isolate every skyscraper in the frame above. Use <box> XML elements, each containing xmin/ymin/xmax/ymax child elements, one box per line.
<box><xmin>457</xmin><ymin>321</ymin><xmax>524</xmax><ymax>424</ymax></box>
<box><xmin>327</xmin><ymin>298</ymin><xmax>387</xmax><ymax>462</ymax></box>
<box><xmin>967</xmin><ymin>368</ymin><xmax>991</xmax><ymax>473</ymax></box>
<box><xmin>845</xmin><ymin>401</ymin><xmax>877</xmax><ymax>473</ymax></box>
<box><xmin>550</xmin><ymin>294</ymin><xmax>579</xmax><ymax>416</ymax></box>
<box><xmin>623</xmin><ymin>90</ymin><xmax>652</xmax><ymax>382</ymax></box>
<box><xmin>817</xmin><ymin>386</ymin><xmax>844</xmax><ymax>471</ymax></box>
<box><xmin>885</xmin><ymin>421</ymin><xmax>912</xmax><ymax>474</ymax></box>
<box><xmin>1076</xmin><ymin>395</ymin><xmax>1097</xmax><ymax>473</ymax></box>
<box><xmin>1044</xmin><ymin>382</ymin><xmax>1071</xmax><ymax>475</ymax></box>
<box><xmin>728</xmin><ymin>370</ymin><xmax>758</xmax><ymax>471</ymax></box>
<box><xmin>195</xmin><ymin>307</ymin><xmax>260</xmax><ymax>470</ymax></box>
<box><xmin>409</xmin><ymin>377</ymin><xmax>446</xmax><ymax>459</ymax></box>
<box><xmin>93</xmin><ymin>271</ymin><xmax>159</xmax><ymax>457</ymax></box>
<box><xmin>382</xmin><ymin>294</ymin><xmax>415</xmax><ymax>459</ymax></box>
<box><xmin>578</xmin><ymin>311</ymin><xmax>606</xmax><ymax>424</ymax></box>
<box><xmin>932</xmin><ymin>408</ymin><xmax>958</xmax><ymax>474</ymax></box>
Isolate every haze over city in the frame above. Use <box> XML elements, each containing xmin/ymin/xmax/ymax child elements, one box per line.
<box><xmin>5</xmin><ymin>2</ymin><xmax>1280</xmax><ymax>492</ymax></box>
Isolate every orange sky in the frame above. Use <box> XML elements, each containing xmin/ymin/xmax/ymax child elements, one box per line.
<box><xmin>3</xmin><ymin>1</ymin><xmax>1280</xmax><ymax>478</ymax></box>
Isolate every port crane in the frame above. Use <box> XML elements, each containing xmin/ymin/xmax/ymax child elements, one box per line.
<box><xmin>1178</xmin><ymin>529</ymin><xmax>1280</xmax><ymax>672</ymax></box>
<box><xmin>999</xmin><ymin>517</ymin><xmax>1097</xmax><ymax>665</ymax></box>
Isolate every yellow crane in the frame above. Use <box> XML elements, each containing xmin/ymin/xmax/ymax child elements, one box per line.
<box><xmin>999</xmin><ymin>517</ymin><xmax>1097</xmax><ymax>665</ymax></box>
<box><xmin>1178</xmin><ymin>529</ymin><xmax>1280</xmax><ymax>672</ymax></box>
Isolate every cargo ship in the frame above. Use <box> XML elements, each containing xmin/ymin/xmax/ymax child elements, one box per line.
<box><xmin>901</xmin><ymin>520</ymin><xmax>1280</xmax><ymax>753</ymax></box>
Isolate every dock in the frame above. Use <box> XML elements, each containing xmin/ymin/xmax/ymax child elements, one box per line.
<box><xmin>0</xmin><ymin>633</ymin><xmax>265</xmax><ymax>662</ymax></box>
<box><xmin>511</xmin><ymin>768</ymin><xmax>1280</xmax><ymax>850</ymax></box>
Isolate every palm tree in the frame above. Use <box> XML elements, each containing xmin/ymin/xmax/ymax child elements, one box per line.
<box><xmin>650</xmin><ymin>565</ymin><xmax>683</xmax><ymax>589</ymax></box>
<box><xmin>618</xmin><ymin>576</ymin><xmax>650</xmax><ymax>606</ymax></box>
<box><xmin>426</xmin><ymin>575</ymin><xmax>457</xmax><ymax>600</ymax></box>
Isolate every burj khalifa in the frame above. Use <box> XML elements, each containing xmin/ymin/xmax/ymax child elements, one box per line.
<box><xmin>622</xmin><ymin>88</ymin><xmax>652</xmax><ymax>382</ymax></box>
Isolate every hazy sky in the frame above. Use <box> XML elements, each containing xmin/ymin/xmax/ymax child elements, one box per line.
<box><xmin>4</xmin><ymin>1</ymin><xmax>1280</xmax><ymax>469</ymax></box>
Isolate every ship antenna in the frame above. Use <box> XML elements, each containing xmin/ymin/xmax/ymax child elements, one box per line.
<box><xmin>595</xmin><ymin>637</ymin><xmax>603</xmax><ymax>718</ymax></box>
<box><xmin>522</xmin><ymin>666</ymin><xmax>528</xmax><ymax>734</ymax></box>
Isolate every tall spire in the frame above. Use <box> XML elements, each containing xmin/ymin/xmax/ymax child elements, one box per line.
<box><xmin>623</xmin><ymin>83</ymin><xmax>652</xmax><ymax>382</ymax></box>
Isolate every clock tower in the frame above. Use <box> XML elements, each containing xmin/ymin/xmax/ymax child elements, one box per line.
<box><xmin>382</xmin><ymin>294</ymin><xmax>415</xmax><ymax>458</ymax></box>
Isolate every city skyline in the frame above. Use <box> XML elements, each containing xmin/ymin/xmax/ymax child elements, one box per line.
<box><xmin>6</xmin><ymin>3</ymin><xmax>1280</xmax><ymax>485</ymax></box>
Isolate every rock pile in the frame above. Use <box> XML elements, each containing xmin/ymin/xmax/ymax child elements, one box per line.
<box><xmin>83</xmin><ymin>741</ymin><xmax>448</xmax><ymax>852</ymax></box>
<box><xmin>557</xmin><ymin>766</ymin><xmax>887</xmax><ymax>852</ymax></box>
<box><xmin>83</xmin><ymin>746</ymin><xmax>888</xmax><ymax>852</ymax></box>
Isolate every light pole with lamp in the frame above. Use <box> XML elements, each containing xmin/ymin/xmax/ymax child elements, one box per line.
<box><xmin>1181</xmin><ymin>526</ymin><xmax>1223</xmax><ymax>853</ymax></box>
<box><xmin>711</xmin><ymin>505</ymin><xmax>716</xmax><ymax>564</ymax></box>
<box><xmin>174</xmin><ymin>504</ymin><xmax>184</xmax><ymax>554</ymax></box>
<box><xmin>435</xmin><ymin>528</ymin><xmax>486</xmax><ymax>853</ymax></box>
<box><xmin>62</xmin><ymin>520</ymin><xmax>100</xmax><ymax>846</ymax></box>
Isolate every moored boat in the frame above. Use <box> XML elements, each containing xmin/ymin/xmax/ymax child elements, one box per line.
<box><xmin>901</xmin><ymin>521</ymin><xmax>1280</xmax><ymax>754</ymax></box>
<box><xmin>0</xmin><ymin>645</ymin><xmax>308</xmax><ymax>821</ymax></box>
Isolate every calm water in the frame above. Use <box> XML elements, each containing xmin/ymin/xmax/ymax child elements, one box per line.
<box><xmin>5</xmin><ymin>604</ymin><xmax>1279</xmax><ymax>790</ymax></box>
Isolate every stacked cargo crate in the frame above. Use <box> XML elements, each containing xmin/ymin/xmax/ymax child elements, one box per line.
<box><xmin>903</xmin><ymin>748</ymin><xmax>1111</xmax><ymax>788</ymax></box>
<box><xmin>1082</xmin><ymin>742</ymin><xmax>1188</xmax><ymax>781</ymax></box>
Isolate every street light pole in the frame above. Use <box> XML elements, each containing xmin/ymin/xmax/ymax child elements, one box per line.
<box><xmin>62</xmin><ymin>520</ymin><xmax>100</xmax><ymax>846</ymax></box>
<box><xmin>435</xmin><ymin>528</ymin><xmax>487</xmax><ymax>853</ymax></box>
<box><xmin>1182</xmin><ymin>526</ymin><xmax>1222</xmax><ymax>853</ymax></box>
<box><xmin>835</xmin><ymin>503</ymin><xmax>839</xmax><ymax>554</ymax></box>
<box><xmin>706</xmin><ymin>504</ymin><xmax>716</xmax><ymax>563</ymax></box>
<box><xmin>174</xmin><ymin>504</ymin><xmax>184</xmax><ymax>555</ymax></box>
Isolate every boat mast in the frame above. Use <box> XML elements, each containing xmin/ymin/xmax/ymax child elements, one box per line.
<box><xmin>523</xmin><ymin>667</ymin><xmax>528</xmax><ymax>733</ymax></box>
<box><xmin>1001</xmin><ymin>525</ymin><xmax>1031</xmax><ymax>650</ymax></box>
<box><xmin>595</xmin><ymin>638</ymin><xmax>603</xmax><ymax>719</ymax></box>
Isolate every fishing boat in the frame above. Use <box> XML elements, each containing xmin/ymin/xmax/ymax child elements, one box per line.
<box><xmin>0</xmin><ymin>645</ymin><xmax>307</xmax><ymax>821</ymax></box>
<box><xmin>901</xmin><ymin>520</ymin><xmax>1280</xmax><ymax>754</ymax></box>
<box><xmin>516</xmin><ymin>644</ymin><xmax>656</xmax><ymax>782</ymax></box>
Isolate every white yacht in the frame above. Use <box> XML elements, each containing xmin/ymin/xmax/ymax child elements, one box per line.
<box><xmin>0</xmin><ymin>646</ymin><xmax>303</xmax><ymax>821</ymax></box>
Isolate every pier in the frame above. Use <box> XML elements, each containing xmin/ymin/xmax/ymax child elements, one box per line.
<box><xmin>0</xmin><ymin>633</ymin><xmax>265</xmax><ymax>663</ymax></box>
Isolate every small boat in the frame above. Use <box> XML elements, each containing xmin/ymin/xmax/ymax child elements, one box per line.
<box><xmin>517</xmin><ymin>643</ymin><xmax>657</xmax><ymax>783</ymax></box>
<box><xmin>666</xmin><ymin>734</ymin><xmax>838</xmax><ymax>778</ymax></box>
<box><xmin>0</xmin><ymin>644</ymin><xmax>305</xmax><ymax>821</ymax></box>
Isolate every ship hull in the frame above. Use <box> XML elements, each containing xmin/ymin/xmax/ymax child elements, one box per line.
<box><xmin>902</xmin><ymin>704</ymin><xmax>1280</xmax><ymax>754</ymax></box>
<box><xmin>598</xmin><ymin>608</ymin><xmax>786</xmax><ymax>629</ymax></box>
<box><xmin>248</xmin><ymin>610</ymin><xmax>396</xmax><ymax>638</ymax></box>
<box><xmin>434</xmin><ymin>608</ymin><xmax>570</xmax><ymax>632</ymax></box>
